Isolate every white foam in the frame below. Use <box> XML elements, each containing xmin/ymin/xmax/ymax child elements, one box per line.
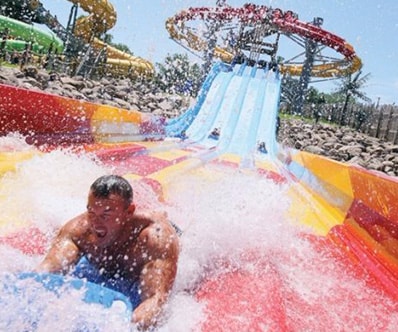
<box><xmin>0</xmin><ymin>133</ymin><xmax>36</xmax><ymax>152</ymax></box>
<box><xmin>0</xmin><ymin>146</ymin><xmax>110</xmax><ymax>234</ymax></box>
<box><xmin>166</xmin><ymin>165</ymin><xmax>292</xmax><ymax>289</ymax></box>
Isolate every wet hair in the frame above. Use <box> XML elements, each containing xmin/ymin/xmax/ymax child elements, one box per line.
<box><xmin>90</xmin><ymin>175</ymin><xmax>133</xmax><ymax>205</ymax></box>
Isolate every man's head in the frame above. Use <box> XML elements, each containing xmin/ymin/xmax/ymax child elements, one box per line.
<box><xmin>87</xmin><ymin>175</ymin><xmax>135</xmax><ymax>247</ymax></box>
<box><xmin>90</xmin><ymin>175</ymin><xmax>133</xmax><ymax>208</ymax></box>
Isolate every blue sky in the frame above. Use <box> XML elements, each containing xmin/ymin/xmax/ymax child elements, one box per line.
<box><xmin>40</xmin><ymin>0</ymin><xmax>398</xmax><ymax>105</ymax></box>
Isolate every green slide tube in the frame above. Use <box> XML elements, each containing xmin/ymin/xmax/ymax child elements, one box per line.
<box><xmin>0</xmin><ymin>15</ymin><xmax>63</xmax><ymax>54</ymax></box>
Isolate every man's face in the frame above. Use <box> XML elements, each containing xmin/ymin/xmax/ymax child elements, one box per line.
<box><xmin>86</xmin><ymin>191</ymin><xmax>131</xmax><ymax>248</ymax></box>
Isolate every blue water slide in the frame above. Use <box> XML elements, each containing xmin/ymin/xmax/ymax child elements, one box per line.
<box><xmin>165</xmin><ymin>61</ymin><xmax>231</xmax><ymax>137</ymax></box>
<box><xmin>254</xmin><ymin>71</ymin><xmax>281</xmax><ymax>157</ymax></box>
<box><xmin>212</xmin><ymin>65</ymin><xmax>255</xmax><ymax>152</ymax></box>
<box><xmin>226</xmin><ymin>67</ymin><xmax>268</xmax><ymax>155</ymax></box>
<box><xmin>179</xmin><ymin>64</ymin><xmax>245</xmax><ymax>143</ymax></box>
<box><xmin>187</xmin><ymin>65</ymin><xmax>245</xmax><ymax>144</ymax></box>
<box><xmin>184</xmin><ymin>71</ymin><xmax>233</xmax><ymax>142</ymax></box>
<box><xmin>163</xmin><ymin>61</ymin><xmax>281</xmax><ymax>167</ymax></box>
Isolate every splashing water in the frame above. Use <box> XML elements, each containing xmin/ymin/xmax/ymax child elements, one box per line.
<box><xmin>162</xmin><ymin>164</ymin><xmax>398</xmax><ymax>331</ymax></box>
<box><xmin>0</xmin><ymin>274</ymin><xmax>132</xmax><ymax>331</ymax></box>
<box><xmin>0</xmin><ymin>146</ymin><xmax>108</xmax><ymax>234</ymax></box>
<box><xmin>0</xmin><ymin>132</ymin><xmax>36</xmax><ymax>151</ymax></box>
<box><xmin>0</xmin><ymin>136</ymin><xmax>397</xmax><ymax>331</ymax></box>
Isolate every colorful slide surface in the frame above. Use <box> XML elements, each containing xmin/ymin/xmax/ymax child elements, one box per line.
<box><xmin>1</xmin><ymin>62</ymin><xmax>398</xmax><ymax>329</ymax></box>
<box><xmin>0</xmin><ymin>14</ymin><xmax>64</xmax><ymax>53</ymax></box>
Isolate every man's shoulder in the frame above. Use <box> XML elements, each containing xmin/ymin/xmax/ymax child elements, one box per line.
<box><xmin>62</xmin><ymin>213</ymin><xmax>90</xmax><ymax>237</ymax></box>
<box><xmin>135</xmin><ymin>217</ymin><xmax>179</xmax><ymax>253</ymax></box>
<box><xmin>139</xmin><ymin>216</ymin><xmax>177</xmax><ymax>236</ymax></box>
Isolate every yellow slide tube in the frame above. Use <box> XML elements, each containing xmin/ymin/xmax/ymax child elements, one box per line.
<box><xmin>67</xmin><ymin>0</ymin><xmax>154</xmax><ymax>75</ymax></box>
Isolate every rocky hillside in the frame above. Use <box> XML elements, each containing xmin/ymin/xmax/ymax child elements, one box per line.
<box><xmin>1</xmin><ymin>65</ymin><xmax>396</xmax><ymax>177</ymax></box>
<box><xmin>0</xmin><ymin>66</ymin><xmax>191</xmax><ymax>117</ymax></box>
<box><xmin>278</xmin><ymin>119</ymin><xmax>398</xmax><ymax>177</ymax></box>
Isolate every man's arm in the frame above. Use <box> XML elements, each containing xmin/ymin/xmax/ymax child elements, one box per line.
<box><xmin>132</xmin><ymin>226</ymin><xmax>179</xmax><ymax>330</ymax></box>
<box><xmin>36</xmin><ymin>219</ymin><xmax>82</xmax><ymax>274</ymax></box>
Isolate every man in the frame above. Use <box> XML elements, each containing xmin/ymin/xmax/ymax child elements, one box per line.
<box><xmin>36</xmin><ymin>175</ymin><xmax>180</xmax><ymax>330</ymax></box>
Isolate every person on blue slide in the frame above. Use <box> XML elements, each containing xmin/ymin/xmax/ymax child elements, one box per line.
<box><xmin>36</xmin><ymin>175</ymin><xmax>180</xmax><ymax>331</ymax></box>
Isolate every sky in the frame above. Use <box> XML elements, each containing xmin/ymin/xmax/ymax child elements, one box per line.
<box><xmin>39</xmin><ymin>0</ymin><xmax>398</xmax><ymax>105</ymax></box>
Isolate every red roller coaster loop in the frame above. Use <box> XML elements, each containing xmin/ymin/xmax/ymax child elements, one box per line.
<box><xmin>166</xmin><ymin>4</ymin><xmax>362</xmax><ymax>77</ymax></box>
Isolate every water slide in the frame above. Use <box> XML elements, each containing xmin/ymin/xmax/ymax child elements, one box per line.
<box><xmin>166</xmin><ymin>5</ymin><xmax>362</xmax><ymax>77</ymax></box>
<box><xmin>0</xmin><ymin>14</ymin><xmax>63</xmax><ymax>54</ymax></box>
<box><xmin>1</xmin><ymin>0</ymin><xmax>153</xmax><ymax>76</ymax></box>
<box><xmin>66</xmin><ymin>0</ymin><xmax>154</xmax><ymax>75</ymax></box>
<box><xmin>1</xmin><ymin>60</ymin><xmax>398</xmax><ymax>329</ymax></box>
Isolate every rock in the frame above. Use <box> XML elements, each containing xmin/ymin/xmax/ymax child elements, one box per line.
<box><xmin>385</xmin><ymin>145</ymin><xmax>398</xmax><ymax>153</ymax></box>
<box><xmin>81</xmin><ymin>87</ymin><xmax>94</xmax><ymax>95</ymax></box>
<box><xmin>383</xmin><ymin>161</ymin><xmax>395</xmax><ymax>168</ymax></box>
<box><xmin>338</xmin><ymin>145</ymin><xmax>363</xmax><ymax>156</ymax></box>
<box><xmin>60</xmin><ymin>77</ymin><xmax>86</xmax><ymax>90</ymax></box>
<box><xmin>347</xmin><ymin>156</ymin><xmax>367</xmax><ymax>167</ymax></box>
<box><xmin>304</xmin><ymin>145</ymin><xmax>325</xmax><ymax>155</ymax></box>
<box><xmin>112</xmin><ymin>89</ymin><xmax>128</xmax><ymax>100</ymax></box>
<box><xmin>22</xmin><ymin>66</ymin><xmax>39</xmax><ymax>78</ymax></box>
<box><xmin>22</xmin><ymin>77</ymin><xmax>42</xmax><ymax>88</ymax></box>
<box><xmin>158</xmin><ymin>100</ymin><xmax>173</xmax><ymax>112</ymax></box>
<box><xmin>114</xmin><ymin>98</ymin><xmax>132</xmax><ymax>109</ymax></box>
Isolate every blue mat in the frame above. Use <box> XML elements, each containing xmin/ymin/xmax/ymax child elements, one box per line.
<box><xmin>0</xmin><ymin>272</ymin><xmax>133</xmax><ymax>331</ymax></box>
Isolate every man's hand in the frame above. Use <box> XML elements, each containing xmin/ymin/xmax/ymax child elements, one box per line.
<box><xmin>132</xmin><ymin>296</ymin><xmax>162</xmax><ymax>331</ymax></box>
<box><xmin>35</xmin><ymin>219</ymin><xmax>82</xmax><ymax>274</ymax></box>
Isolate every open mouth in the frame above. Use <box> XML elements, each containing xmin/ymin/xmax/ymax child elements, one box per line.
<box><xmin>93</xmin><ymin>225</ymin><xmax>107</xmax><ymax>238</ymax></box>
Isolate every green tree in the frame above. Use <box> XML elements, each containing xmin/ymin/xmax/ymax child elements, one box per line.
<box><xmin>280</xmin><ymin>75</ymin><xmax>299</xmax><ymax>114</ymax></box>
<box><xmin>281</xmin><ymin>77</ymin><xmax>325</xmax><ymax>116</ymax></box>
<box><xmin>336</xmin><ymin>67</ymin><xmax>371</xmax><ymax>126</ymax></box>
<box><xmin>103</xmin><ymin>33</ymin><xmax>113</xmax><ymax>44</ymax></box>
<box><xmin>103</xmin><ymin>33</ymin><xmax>133</xmax><ymax>55</ymax></box>
<box><xmin>155</xmin><ymin>53</ymin><xmax>202</xmax><ymax>97</ymax></box>
<box><xmin>306</xmin><ymin>86</ymin><xmax>326</xmax><ymax>104</ymax></box>
<box><xmin>111</xmin><ymin>43</ymin><xmax>133</xmax><ymax>54</ymax></box>
<box><xmin>305</xmin><ymin>87</ymin><xmax>326</xmax><ymax>123</ymax></box>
